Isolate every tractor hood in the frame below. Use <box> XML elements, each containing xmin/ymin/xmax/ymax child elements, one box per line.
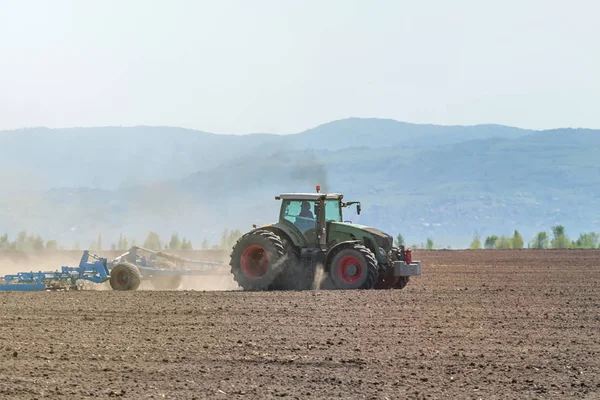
<box><xmin>328</xmin><ymin>222</ymin><xmax>394</xmax><ymax>252</ymax></box>
<box><xmin>363</xmin><ymin>227</ymin><xmax>394</xmax><ymax>251</ymax></box>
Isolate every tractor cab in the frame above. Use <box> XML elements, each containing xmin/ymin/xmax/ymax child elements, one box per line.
<box><xmin>275</xmin><ymin>186</ymin><xmax>362</xmax><ymax>248</ymax></box>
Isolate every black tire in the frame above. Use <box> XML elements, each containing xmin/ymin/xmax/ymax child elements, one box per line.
<box><xmin>110</xmin><ymin>262</ymin><xmax>142</xmax><ymax>291</ymax></box>
<box><xmin>230</xmin><ymin>230</ymin><xmax>288</xmax><ymax>291</ymax></box>
<box><xmin>327</xmin><ymin>243</ymin><xmax>379</xmax><ymax>290</ymax></box>
<box><xmin>149</xmin><ymin>261</ymin><xmax>183</xmax><ymax>290</ymax></box>
<box><xmin>394</xmin><ymin>276</ymin><xmax>410</xmax><ymax>289</ymax></box>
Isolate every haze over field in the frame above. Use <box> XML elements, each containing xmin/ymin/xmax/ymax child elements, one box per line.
<box><xmin>1</xmin><ymin>119</ymin><xmax>599</xmax><ymax>248</ymax></box>
<box><xmin>1</xmin><ymin>1</ymin><xmax>599</xmax><ymax>248</ymax></box>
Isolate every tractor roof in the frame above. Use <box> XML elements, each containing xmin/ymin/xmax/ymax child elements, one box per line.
<box><xmin>275</xmin><ymin>193</ymin><xmax>343</xmax><ymax>201</ymax></box>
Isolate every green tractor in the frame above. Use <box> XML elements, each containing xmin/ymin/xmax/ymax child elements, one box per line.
<box><xmin>230</xmin><ymin>186</ymin><xmax>421</xmax><ymax>290</ymax></box>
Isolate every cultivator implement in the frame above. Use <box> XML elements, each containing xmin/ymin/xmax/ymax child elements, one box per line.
<box><xmin>115</xmin><ymin>245</ymin><xmax>223</xmax><ymax>270</ymax></box>
<box><xmin>0</xmin><ymin>246</ymin><xmax>228</xmax><ymax>291</ymax></box>
<box><xmin>0</xmin><ymin>251</ymin><xmax>110</xmax><ymax>291</ymax></box>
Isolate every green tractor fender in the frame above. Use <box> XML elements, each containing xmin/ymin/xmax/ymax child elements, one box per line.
<box><xmin>255</xmin><ymin>222</ymin><xmax>308</xmax><ymax>249</ymax></box>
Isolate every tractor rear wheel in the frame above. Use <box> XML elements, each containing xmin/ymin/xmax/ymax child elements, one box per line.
<box><xmin>327</xmin><ymin>244</ymin><xmax>379</xmax><ymax>290</ymax></box>
<box><xmin>230</xmin><ymin>230</ymin><xmax>288</xmax><ymax>290</ymax></box>
<box><xmin>149</xmin><ymin>261</ymin><xmax>182</xmax><ymax>290</ymax></box>
<box><xmin>110</xmin><ymin>262</ymin><xmax>142</xmax><ymax>291</ymax></box>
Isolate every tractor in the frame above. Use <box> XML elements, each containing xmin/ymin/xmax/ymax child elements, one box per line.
<box><xmin>229</xmin><ymin>186</ymin><xmax>421</xmax><ymax>290</ymax></box>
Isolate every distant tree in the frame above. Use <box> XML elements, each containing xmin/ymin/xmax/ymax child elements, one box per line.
<box><xmin>96</xmin><ymin>234</ymin><xmax>102</xmax><ymax>251</ymax></box>
<box><xmin>511</xmin><ymin>230</ymin><xmax>524</xmax><ymax>249</ymax></box>
<box><xmin>201</xmin><ymin>239</ymin><xmax>210</xmax><ymax>250</ymax></box>
<box><xmin>218</xmin><ymin>229</ymin><xmax>243</xmax><ymax>250</ymax></box>
<box><xmin>469</xmin><ymin>232</ymin><xmax>482</xmax><ymax>249</ymax></box>
<box><xmin>551</xmin><ymin>225</ymin><xmax>570</xmax><ymax>249</ymax></box>
<box><xmin>410</xmin><ymin>243</ymin><xmax>419</xmax><ymax>249</ymax></box>
<box><xmin>219</xmin><ymin>229</ymin><xmax>228</xmax><ymax>250</ymax></box>
<box><xmin>181</xmin><ymin>238</ymin><xmax>193</xmax><ymax>250</ymax></box>
<box><xmin>15</xmin><ymin>231</ymin><xmax>28</xmax><ymax>252</ymax></box>
<box><xmin>46</xmin><ymin>240</ymin><xmax>58</xmax><ymax>251</ymax></box>
<box><xmin>117</xmin><ymin>234</ymin><xmax>129</xmax><ymax>250</ymax></box>
<box><xmin>0</xmin><ymin>234</ymin><xmax>9</xmax><ymax>251</ymax></box>
<box><xmin>169</xmin><ymin>232</ymin><xmax>182</xmax><ymax>250</ymax></box>
<box><xmin>532</xmin><ymin>232</ymin><xmax>549</xmax><ymax>249</ymax></box>
<box><xmin>110</xmin><ymin>243</ymin><xmax>117</xmax><ymax>251</ymax></box>
<box><xmin>143</xmin><ymin>232</ymin><xmax>162</xmax><ymax>250</ymax></box>
<box><xmin>484</xmin><ymin>235</ymin><xmax>498</xmax><ymax>249</ymax></box>
<box><xmin>227</xmin><ymin>230</ymin><xmax>242</xmax><ymax>249</ymax></box>
<box><xmin>552</xmin><ymin>225</ymin><xmax>565</xmax><ymax>237</ymax></box>
<box><xmin>425</xmin><ymin>237</ymin><xmax>435</xmax><ymax>250</ymax></box>
<box><xmin>574</xmin><ymin>232</ymin><xmax>599</xmax><ymax>249</ymax></box>
<box><xmin>395</xmin><ymin>233</ymin><xmax>406</xmax><ymax>248</ymax></box>
<box><xmin>29</xmin><ymin>235</ymin><xmax>43</xmax><ymax>252</ymax></box>
<box><xmin>494</xmin><ymin>235</ymin><xmax>512</xmax><ymax>249</ymax></box>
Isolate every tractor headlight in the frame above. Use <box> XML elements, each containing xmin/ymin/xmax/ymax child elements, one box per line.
<box><xmin>378</xmin><ymin>247</ymin><xmax>386</xmax><ymax>258</ymax></box>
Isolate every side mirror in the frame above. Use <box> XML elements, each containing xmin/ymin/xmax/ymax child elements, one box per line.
<box><xmin>357</xmin><ymin>204</ymin><xmax>361</xmax><ymax>215</ymax></box>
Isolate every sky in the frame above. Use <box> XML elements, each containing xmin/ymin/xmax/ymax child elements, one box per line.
<box><xmin>1</xmin><ymin>0</ymin><xmax>599</xmax><ymax>134</ymax></box>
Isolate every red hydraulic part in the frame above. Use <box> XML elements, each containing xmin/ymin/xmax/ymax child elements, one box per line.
<box><xmin>404</xmin><ymin>248</ymin><xmax>412</xmax><ymax>265</ymax></box>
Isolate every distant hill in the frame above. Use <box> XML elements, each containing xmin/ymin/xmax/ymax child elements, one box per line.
<box><xmin>0</xmin><ymin>126</ymin><xmax>278</xmax><ymax>190</ymax></box>
<box><xmin>0</xmin><ymin>118</ymin><xmax>531</xmax><ymax>190</ymax></box>
<box><xmin>1</xmin><ymin>119</ymin><xmax>598</xmax><ymax>248</ymax></box>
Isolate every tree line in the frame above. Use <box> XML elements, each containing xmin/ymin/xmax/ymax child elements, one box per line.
<box><xmin>0</xmin><ymin>229</ymin><xmax>243</xmax><ymax>253</ymax></box>
<box><xmin>394</xmin><ymin>225</ymin><xmax>600</xmax><ymax>250</ymax></box>
<box><xmin>471</xmin><ymin>225</ymin><xmax>599</xmax><ymax>249</ymax></box>
<box><xmin>0</xmin><ymin>232</ymin><xmax>58</xmax><ymax>252</ymax></box>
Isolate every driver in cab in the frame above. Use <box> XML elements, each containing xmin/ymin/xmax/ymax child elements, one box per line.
<box><xmin>294</xmin><ymin>201</ymin><xmax>315</xmax><ymax>231</ymax></box>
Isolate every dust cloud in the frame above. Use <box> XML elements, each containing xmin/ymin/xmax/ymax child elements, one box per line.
<box><xmin>312</xmin><ymin>263</ymin><xmax>328</xmax><ymax>290</ymax></box>
<box><xmin>0</xmin><ymin>250</ymin><xmax>239</xmax><ymax>291</ymax></box>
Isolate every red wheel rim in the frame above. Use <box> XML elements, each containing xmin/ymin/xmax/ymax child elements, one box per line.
<box><xmin>240</xmin><ymin>245</ymin><xmax>270</xmax><ymax>280</ymax></box>
<box><xmin>337</xmin><ymin>255</ymin><xmax>363</xmax><ymax>284</ymax></box>
<box><xmin>116</xmin><ymin>271</ymin><xmax>129</xmax><ymax>286</ymax></box>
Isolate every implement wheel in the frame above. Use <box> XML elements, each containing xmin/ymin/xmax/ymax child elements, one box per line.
<box><xmin>110</xmin><ymin>262</ymin><xmax>142</xmax><ymax>291</ymax></box>
<box><xmin>149</xmin><ymin>261</ymin><xmax>182</xmax><ymax>290</ymax></box>
<box><xmin>327</xmin><ymin>244</ymin><xmax>379</xmax><ymax>290</ymax></box>
<box><xmin>230</xmin><ymin>230</ymin><xmax>288</xmax><ymax>290</ymax></box>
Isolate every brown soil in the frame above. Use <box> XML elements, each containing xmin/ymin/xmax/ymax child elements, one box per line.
<box><xmin>0</xmin><ymin>249</ymin><xmax>599</xmax><ymax>399</ymax></box>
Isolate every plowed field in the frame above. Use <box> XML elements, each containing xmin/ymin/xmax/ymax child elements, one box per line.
<box><xmin>1</xmin><ymin>250</ymin><xmax>599</xmax><ymax>399</ymax></box>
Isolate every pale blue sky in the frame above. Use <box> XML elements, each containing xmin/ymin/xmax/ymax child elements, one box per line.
<box><xmin>1</xmin><ymin>0</ymin><xmax>598</xmax><ymax>133</ymax></box>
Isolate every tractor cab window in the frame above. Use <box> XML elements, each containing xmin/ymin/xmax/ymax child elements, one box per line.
<box><xmin>282</xmin><ymin>200</ymin><xmax>316</xmax><ymax>233</ymax></box>
<box><xmin>325</xmin><ymin>199</ymin><xmax>342</xmax><ymax>222</ymax></box>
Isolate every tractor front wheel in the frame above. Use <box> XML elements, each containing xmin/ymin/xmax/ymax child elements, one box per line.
<box><xmin>109</xmin><ymin>262</ymin><xmax>142</xmax><ymax>291</ymax></box>
<box><xmin>327</xmin><ymin>244</ymin><xmax>379</xmax><ymax>290</ymax></box>
<box><xmin>230</xmin><ymin>230</ymin><xmax>287</xmax><ymax>290</ymax></box>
